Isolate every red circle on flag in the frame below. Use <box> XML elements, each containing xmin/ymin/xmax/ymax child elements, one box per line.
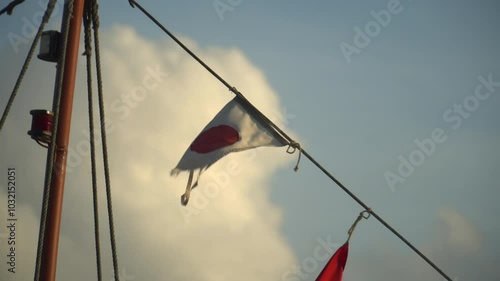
<box><xmin>190</xmin><ymin>125</ymin><xmax>240</xmax><ymax>154</ymax></box>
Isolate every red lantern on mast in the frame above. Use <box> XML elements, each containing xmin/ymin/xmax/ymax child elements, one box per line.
<box><xmin>28</xmin><ymin>109</ymin><xmax>54</xmax><ymax>147</ymax></box>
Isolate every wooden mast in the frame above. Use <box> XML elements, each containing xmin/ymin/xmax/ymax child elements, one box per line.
<box><xmin>39</xmin><ymin>0</ymin><xmax>85</xmax><ymax>280</ymax></box>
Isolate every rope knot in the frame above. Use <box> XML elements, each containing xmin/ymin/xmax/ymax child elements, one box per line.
<box><xmin>287</xmin><ymin>141</ymin><xmax>302</xmax><ymax>172</ymax></box>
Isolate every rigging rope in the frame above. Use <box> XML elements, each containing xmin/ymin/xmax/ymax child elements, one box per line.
<box><xmin>34</xmin><ymin>0</ymin><xmax>73</xmax><ymax>280</ymax></box>
<box><xmin>83</xmin><ymin>3</ymin><xmax>103</xmax><ymax>280</ymax></box>
<box><xmin>91</xmin><ymin>1</ymin><xmax>120</xmax><ymax>280</ymax></box>
<box><xmin>0</xmin><ymin>0</ymin><xmax>53</xmax><ymax>134</ymax></box>
<box><xmin>127</xmin><ymin>1</ymin><xmax>454</xmax><ymax>280</ymax></box>
<box><xmin>0</xmin><ymin>0</ymin><xmax>25</xmax><ymax>16</ymax></box>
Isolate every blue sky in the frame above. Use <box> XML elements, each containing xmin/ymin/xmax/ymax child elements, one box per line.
<box><xmin>0</xmin><ymin>0</ymin><xmax>499</xmax><ymax>280</ymax></box>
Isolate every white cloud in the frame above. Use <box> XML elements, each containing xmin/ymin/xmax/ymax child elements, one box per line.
<box><xmin>436</xmin><ymin>206</ymin><xmax>483</xmax><ymax>254</ymax></box>
<box><xmin>0</xmin><ymin>25</ymin><xmax>297</xmax><ymax>280</ymax></box>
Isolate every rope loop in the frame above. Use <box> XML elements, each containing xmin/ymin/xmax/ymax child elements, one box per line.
<box><xmin>361</xmin><ymin>208</ymin><xmax>372</xmax><ymax>219</ymax></box>
<box><xmin>287</xmin><ymin>141</ymin><xmax>302</xmax><ymax>172</ymax></box>
<box><xmin>347</xmin><ymin>209</ymin><xmax>371</xmax><ymax>241</ymax></box>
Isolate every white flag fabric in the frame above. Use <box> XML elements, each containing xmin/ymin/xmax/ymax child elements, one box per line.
<box><xmin>171</xmin><ymin>97</ymin><xmax>286</xmax><ymax>205</ymax></box>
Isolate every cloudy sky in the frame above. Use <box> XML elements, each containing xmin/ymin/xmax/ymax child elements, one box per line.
<box><xmin>0</xmin><ymin>0</ymin><xmax>499</xmax><ymax>280</ymax></box>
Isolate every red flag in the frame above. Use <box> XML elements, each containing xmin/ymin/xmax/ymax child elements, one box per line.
<box><xmin>316</xmin><ymin>242</ymin><xmax>349</xmax><ymax>281</ymax></box>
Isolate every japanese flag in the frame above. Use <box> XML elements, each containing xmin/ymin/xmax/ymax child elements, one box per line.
<box><xmin>171</xmin><ymin>96</ymin><xmax>287</xmax><ymax>205</ymax></box>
